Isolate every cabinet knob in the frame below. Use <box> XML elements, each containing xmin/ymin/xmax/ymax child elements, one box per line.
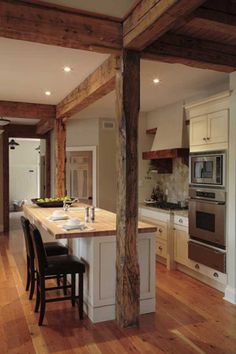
<box><xmin>158</xmin><ymin>246</ymin><xmax>163</xmax><ymax>251</ymax></box>
<box><xmin>195</xmin><ymin>263</ymin><xmax>200</xmax><ymax>270</ymax></box>
<box><xmin>213</xmin><ymin>272</ymin><xmax>219</xmax><ymax>278</ymax></box>
<box><xmin>159</xmin><ymin>228</ymin><xmax>163</xmax><ymax>233</ymax></box>
<box><xmin>203</xmin><ymin>137</ymin><xmax>206</xmax><ymax>141</ymax></box>
<box><xmin>178</xmin><ymin>218</ymin><xmax>183</xmax><ymax>224</ymax></box>
<box><xmin>206</xmin><ymin>137</ymin><xmax>210</xmax><ymax>140</ymax></box>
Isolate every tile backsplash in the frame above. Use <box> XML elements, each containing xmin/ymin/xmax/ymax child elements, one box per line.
<box><xmin>155</xmin><ymin>158</ymin><xmax>189</xmax><ymax>203</ymax></box>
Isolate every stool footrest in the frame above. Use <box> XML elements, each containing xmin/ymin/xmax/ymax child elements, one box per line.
<box><xmin>46</xmin><ymin>295</ymin><xmax>79</xmax><ymax>303</ymax></box>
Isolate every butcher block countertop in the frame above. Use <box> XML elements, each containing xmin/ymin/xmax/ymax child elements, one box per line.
<box><xmin>23</xmin><ymin>204</ymin><xmax>157</xmax><ymax>240</ymax></box>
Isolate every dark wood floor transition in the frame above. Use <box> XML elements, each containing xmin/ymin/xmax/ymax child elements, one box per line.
<box><xmin>0</xmin><ymin>213</ymin><xmax>235</xmax><ymax>354</ymax></box>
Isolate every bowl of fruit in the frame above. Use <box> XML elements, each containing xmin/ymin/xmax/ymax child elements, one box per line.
<box><xmin>31</xmin><ymin>197</ymin><xmax>76</xmax><ymax>208</ymax></box>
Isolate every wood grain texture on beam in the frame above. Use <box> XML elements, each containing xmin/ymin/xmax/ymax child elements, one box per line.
<box><xmin>143</xmin><ymin>33</ymin><xmax>236</xmax><ymax>72</ymax></box>
<box><xmin>0</xmin><ymin>0</ymin><xmax>122</xmax><ymax>54</ymax></box>
<box><xmin>54</xmin><ymin>119</ymin><xmax>66</xmax><ymax>197</ymax></box>
<box><xmin>115</xmin><ymin>50</ymin><xmax>140</xmax><ymax>328</ymax></box>
<box><xmin>36</xmin><ymin>118</ymin><xmax>54</xmax><ymax>135</ymax></box>
<box><xmin>7</xmin><ymin>124</ymin><xmax>43</xmax><ymax>138</ymax></box>
<box><xmin>191</xmin><ymin>7</ymin><xmax>236</xmax><ymax>37</ymax></box>
<box><xmin>123</xmin><ymin>0</ymin><xmax>206</xmax><ymax>50</ymax></box>
<box><xmin>0</xmin><ymin>100</ymin><xmax>56</xmax><ymax>120</ymax></box>
<box><xmin>56</xmin><ymin>55</ymin><xmax>118</xmax><ymax>119</ymax></box>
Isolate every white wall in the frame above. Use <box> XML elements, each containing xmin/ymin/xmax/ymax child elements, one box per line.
<box><xmin>67</xmin><ymin>118</ymin><xmax>99</xmax><ymax>146</ymax></box>
<box><xmin>9</xmin><ymin>139</ymin><xmax>40</xmax><ymax>207</ymax></box>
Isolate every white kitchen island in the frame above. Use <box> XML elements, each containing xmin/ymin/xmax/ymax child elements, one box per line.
<box><xmin>24</xmin><ymin>204</ymin><xmax>157</xmax><ymax>323</ymax></box>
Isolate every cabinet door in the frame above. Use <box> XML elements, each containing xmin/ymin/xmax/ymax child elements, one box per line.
<box><xmin>207</xmin><ymin>109</ymin><xmax>228</xmax><ymax>144</ymax></box>
<box><xmin>190</xmin><ymin>115</ymin><xmax>208</xmax><ymax>146</ymax></box>
<box><xmin>174</xmin><ymin>226</ymin><xmax>189</xmax><ymax>266</ymax></box>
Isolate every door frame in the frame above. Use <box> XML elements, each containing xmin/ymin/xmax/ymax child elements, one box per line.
<box><xmin>66</xmin><ymin>146</ymin><xmax>97</xmax><ymax>206</ymax></box>
<box><xmin>1</xmin><ymin>126</ymin><xmax>50</xmax><ymax>232</ymax></box>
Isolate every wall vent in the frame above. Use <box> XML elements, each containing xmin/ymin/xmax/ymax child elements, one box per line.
<box><xmin>102</xmin><ymin>120</ymin><xmax>115</xmax><ymax>130</ymax></box>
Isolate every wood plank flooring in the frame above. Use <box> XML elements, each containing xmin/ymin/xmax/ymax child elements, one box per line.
<box><xmin>0</xmin><ymin>213</ymin><xmax>236</xmax><ymax>354</ymax></box>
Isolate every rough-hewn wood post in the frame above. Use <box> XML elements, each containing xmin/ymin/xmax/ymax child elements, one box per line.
<box><xmin>115</xmin><ymin>50</ymin><xmax>140</xmax><ymax>328</ymax></box>
<box><xmin>54</xmin><ymin>118</ymin><xmax>66</xmax><ymax>197</ymax></box>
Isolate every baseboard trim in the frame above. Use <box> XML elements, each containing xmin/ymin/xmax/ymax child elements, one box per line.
<box><xmin>224</xmin><ymin>286</ymin><xmax>236</xmax><ymax>304</ymax></box>
<box><xmin>83</xmin><ymin>296</ymin><xmax>156</xmax><ymax>323</ymax></box>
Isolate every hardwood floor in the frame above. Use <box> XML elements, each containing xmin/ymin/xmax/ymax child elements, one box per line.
<box><xmin>0</xmin><ymin>214</ymin><xmax>236</xmax><ymax>354</ymax></box>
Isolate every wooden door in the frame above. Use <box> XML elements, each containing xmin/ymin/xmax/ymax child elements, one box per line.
<box><xmin>207</xmin><ymin>109</ymin><xmax>228</xmax><ymax>144</ymax></box>
<box><xmin>190</xmin><ymin>115</ymin><xmax>208</xmax><ymax>146</ymax></box>
<box><xmin>66</xmin><ymin>151</ymin><xmax>92</xmax><ymax>202</ymax></box>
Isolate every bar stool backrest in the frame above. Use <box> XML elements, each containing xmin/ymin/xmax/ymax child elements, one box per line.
<box><xmin>29</xmin><ymin>224</ymin><xmax>48</xmax><ymax>275</ymax></box>
<box><xmin>20</xmin><ymin>216</ymin><xmax>34</xmax><ymax>260</ymax></box>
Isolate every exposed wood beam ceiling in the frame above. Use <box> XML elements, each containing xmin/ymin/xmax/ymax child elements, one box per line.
<box><xmin>123</xmin><ymin>0</ymin><xmax>206</xmax><ymax>50</ymax></box>
<box><xmin>0</xmin><ymin>100</ymin><xmax>56</xmax><ymax>120</ymax></box>
<box><xmin>56</xmin><ymin>55</ymin><xmax>118</xmax><ymax>119</ymax></box>
<box><xmin>0</xmin><ymin>0</ymin><xmax>122</xmax><ymax>54</ymax></box>
<box><xmin>36</xmin><ymin>118</ymin><xmax>55</xmax><ymax>134</ymax></box>
<box><xmin>143</xmin><ymin>33</ymin><xmax>236</xmax><ymax>73</ymax></box>
<box><xmin>0</xmin><ymin>0</ymin><xmax>235</xmax><ymax>121</ymax></box>
<box><xmin>6</xmin><ymin>123</ymin><xmax>44</xmax><ymax>139</ymax></box>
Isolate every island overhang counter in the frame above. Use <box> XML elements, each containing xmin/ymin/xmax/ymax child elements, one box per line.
<box><xmin>23</xmin><ymin>204</ymin><xmax>157</xmax><ymax>323</ymax></box>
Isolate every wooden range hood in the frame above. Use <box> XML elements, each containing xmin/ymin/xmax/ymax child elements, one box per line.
<box><xmin>142</xmin><ymin>148</ymin><xmax>189</xmax><ymax>173</ymax></box>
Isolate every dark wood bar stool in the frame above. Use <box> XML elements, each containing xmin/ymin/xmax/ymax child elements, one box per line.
<box><xmin>29</xmin><ymin>224</ymin><xmax>85</xmax><ymax>326</ymax></box>
<box><xmin>20</xmin><ymin>216</ymin><xmax>69</xmax><ymax>300</ymax></box>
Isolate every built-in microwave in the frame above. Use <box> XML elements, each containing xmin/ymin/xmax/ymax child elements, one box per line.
<box><xmin>190</xmin><ymin>152</ymin><xmax>225</xmax><ymax>187</ymax></box>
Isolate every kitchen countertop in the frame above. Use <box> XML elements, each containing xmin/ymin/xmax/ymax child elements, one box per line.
<box><xmin>24</xmin><ymin>203</ymin><xmax>157</xmax><ymax>239</ymax></box>
<box><xmin>139</xmin><ymin>203</ymin><xmax>189</xmax><ymax>218</ymax></box>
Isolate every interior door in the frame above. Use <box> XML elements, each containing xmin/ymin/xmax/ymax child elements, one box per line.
<box><xmin>66</xmin><ymin>151</ymin><xmax>93</xmax><ymax>203</ymax></box>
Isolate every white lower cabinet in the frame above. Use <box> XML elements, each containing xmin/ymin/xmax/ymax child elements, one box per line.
<box><xmin>173</xmin><ymin>224</ymin><xmax>189</xmax><ymax>266</ymax></box>
<box><xmin>139</xmin><ymin>207</ymin><xmax>227</xmax><ymax>290</ymax></box>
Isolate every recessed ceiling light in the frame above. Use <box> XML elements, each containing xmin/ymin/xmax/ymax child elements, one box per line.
<box><xmin>153</xmin><ymin>78</ymin><xmax>160</xmax><ymax>84</ymax></box>
<box><xmin>64</xmin><ymin>66</ymin><xmax>72</xmax><ymax>73</ymax></box>
<box><xmin>45</xmin><ymin>91</ymin><xmax>51</xmax><ymax>96</ymax></box>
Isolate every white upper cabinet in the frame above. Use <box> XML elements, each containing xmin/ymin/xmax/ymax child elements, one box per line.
<box><xmin>190</xmin><ymin>114</ymin><xmax>208</xmax><ymax>147</ymax></box>
<box><xmin>186</xmin><ymin>91</ymin><xmax>230</xmax><ymax>152</ymax></box>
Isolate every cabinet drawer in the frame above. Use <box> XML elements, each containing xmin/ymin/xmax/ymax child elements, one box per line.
<box><xmin>188</xmin><ymin>241</ymin><xmax>226</xmax><ymax>273</ymax></box>
<box><xmin>156</xmin><ymin>239</ymin><xmax>167</xmax><ymax>258</ymax></box>
<box><xmin>156</xmin><ymin>222</ymin><xmax>167</xmax><ymax>241</ymax></box>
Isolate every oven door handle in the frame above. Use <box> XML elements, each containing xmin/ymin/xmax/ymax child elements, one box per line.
<box><xmin>189</xmin><ymin>198</ymin><xmax>225</xmax><ymax>205</ymax></box>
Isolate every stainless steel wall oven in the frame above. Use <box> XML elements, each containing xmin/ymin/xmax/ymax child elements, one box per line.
<box><xmin>189</xmin><ymin>188</ymin><xmax>226</xmax><ymax>248</ymax></box>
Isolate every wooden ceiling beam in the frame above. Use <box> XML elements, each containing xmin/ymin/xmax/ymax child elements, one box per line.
<box><xmin>142</xmin><ymin>33</ymin><xmax>236</xmax><ymax>73</ymax></box>
<box><xmin>190</xmin><ymin>7</ymin><xmax>236</xmax><ymax>37</ymax></box>
<box><xmin>5</xmin><ymin>124</ymin><xmax>44</xmax><ymax>138</ymax></box>
<box><xmin>0</xmin><ymin>0</ymin><xmax>122</xmax><ymax>54</ymax></box>
<box><xmin>56</xmin><ymin>55</ymin><xmax>118</xmax><ymax>119</ymax></box>
<box><xmin>123</xmin><ymin>0</ymin><xmax>206</xmax><ymax>50</ymax></box>
<box><xmin>36</xmin><ymin>118</ymin><xmax>54</xmax><ymax>135</ymax></box>
<box><xmin>0</xmin><ymin>100</ymin><xmax>56</xmax><ymax>120</ymax></box>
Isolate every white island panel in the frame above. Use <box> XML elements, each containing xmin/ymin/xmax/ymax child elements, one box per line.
<box><xmin>77</xmin><ymin>232</ymin><xmax>156</xmax><ymax>323</ymax></box>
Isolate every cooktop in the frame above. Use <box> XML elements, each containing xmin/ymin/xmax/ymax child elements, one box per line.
<box><xmin>144</xmin><ymin>201</ymin><xmax>188</xmax><ymax>211</ymax></box>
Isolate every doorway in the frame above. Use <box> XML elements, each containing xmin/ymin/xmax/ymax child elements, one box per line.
<box><xmin>9</xmin><ymin>138</ymin><xmax>40</xmax><ymax>212</ymax></box>
<box><xmin>66</xmin><ymin>146</ymin><xmax>96</xmax><ymax>205</ymax></box>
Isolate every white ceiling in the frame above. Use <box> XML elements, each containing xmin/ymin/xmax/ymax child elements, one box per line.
<box><xmin>0</xmin><ymin>38</ymin><xmax>108</xmax><ymax>104</ymax></box>
<box><xmin>73</xmin><ymin>61</ymin><xmax>228</xmax><ymax>119</ymax></box>
<box><xmin>36</xmin><ymin>0</ymin><xmax>137</xmax><ymax>18</ymax></box>
<box><xmin>0</xmin><ymin>38</ymin><xmax>228</xmax><ymax>123</ymax></box>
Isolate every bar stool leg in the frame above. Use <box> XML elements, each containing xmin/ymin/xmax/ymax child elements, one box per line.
<box><xmin>63</xmin><ymin>274</ymin><xmax>67</xmax><ymax>295</ymax></box>
<box><xmin>29</xmin><ymin>263</ymin><xmax>35</xmax><ymax>300</ymax></box>
<box><xmin>39</xmin><ymin>276</ymin><xmax>46</xmax><ymax>326</ymax></box>
<box><xmin>79</xmin><ymin>273</ymin><xmax>83</xmax><ymax>319</ymax></box>
<box><xmin>71</xmin><ymin>273</ymin><xmax>75</xmax><ymax>307</ymax></box>
<box><xmin>35</xmin><ymin>273</ymin><xmax>40</xmax><ymax>313</ymax></box>
<box><xmin>26</xmin><ymin>256</ymin><xmax>30</xmax><ymax>291</ymax></box>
